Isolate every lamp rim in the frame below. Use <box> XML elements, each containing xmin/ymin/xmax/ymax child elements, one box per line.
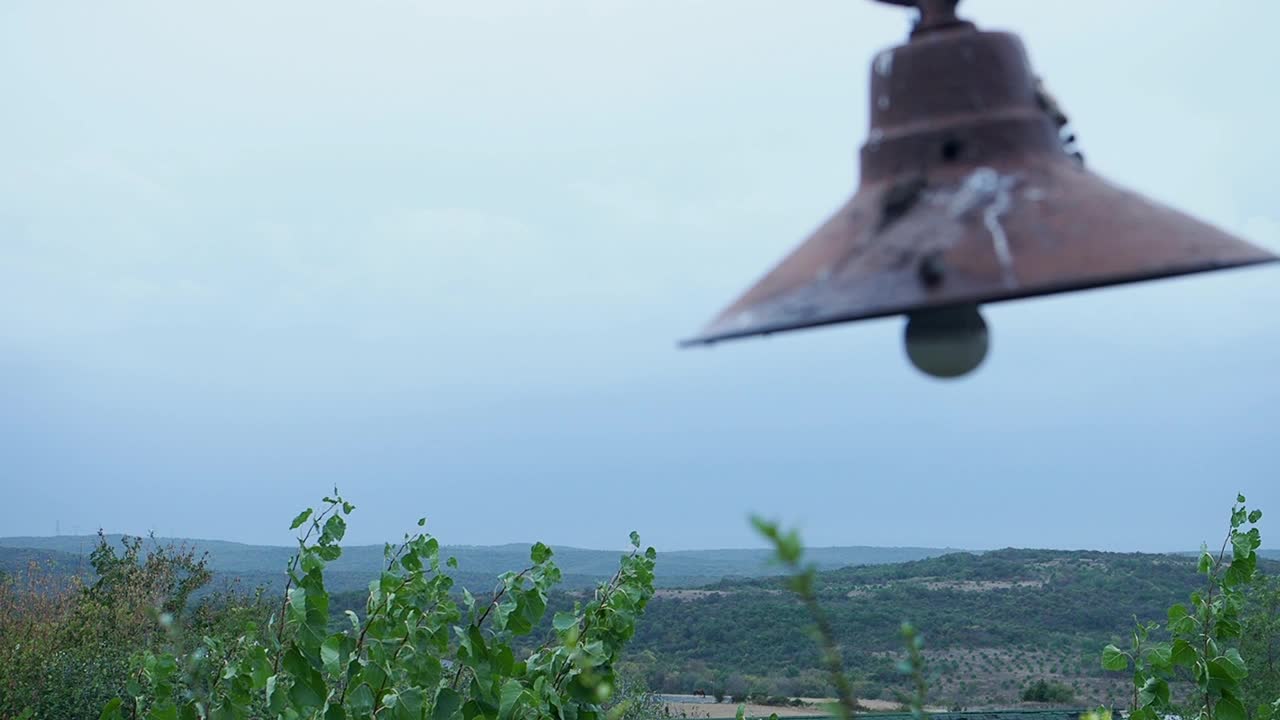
<box><xmin>679</xmin><ymin>256</ymin><xmax>1277</xmax><ymax>347</ymax></box>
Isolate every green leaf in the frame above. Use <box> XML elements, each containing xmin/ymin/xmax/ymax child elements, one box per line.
<box><xmin>1146</xmin><ymin>645</ymin><xmax>1173</xmax><ymax>671</ymax></box>
<box><xmin>301</xmin><ymin>550</ymin><xmax>324</xmax><ymax>574</ymax></box>
<box><xmin>321</xmin><ymin>634</ymin><xmax>343</xmax><ymax>676</ymax></box>
<box><xmin>1209</xmin><ymin>656</ymin><xmax>1246</xmax><ymax>683</ymax></box>
<box><xmin>266</xmin><ymin>675</ymin><xmax>280</xmax><ymax>712</ymax></box>
<box><xmin>531</xmin><ymin>542</ymin><xmax>553</xmax><ymax>564</ymax></box>
<box><xmin>433</xmin><ymin>688</ymin><xmax>463</xmax><ymax>720</ymax></box>
<box><xmin>504</xmin><ymin>599</ymin><xmax>532</xmax><ymax>635</ymax></box>
<box><xmin>291</xmin><ymin>508</ymin><xmax>313</xmax><ymax>530</ymax></box>
<box><xmin>283</xmin><ymin>648</ymin><xmax>327</xmax><ymax>708</ymax></box>
<box><xmin>1102</xmin><ymin>645</ymin><xmax>1129</xmax><ymax>671</ymax></box>
<box><xmin>1216</xmin><ymin>616</ymin><xmax>1243</xmax><ymax>640</ymax></box>
<box><xmin>288</xmin><ymin>587</ymin><xmax>308</xmax><ymax>625</ymax></box>
<box><xmin>1233</xmin><ymin>534</ymin><xmax>1256</xmax><ymax>563</ymax></box>
<box><xmin>251</xmin><ymin>659</ymin><xmax>272</xmax><ymax>690</ymax></box>
<box><xmin>99</xmin><ymin>698</ymin><xmax>124</xmax><ymax>720</ymax></box>
<box><xmin>1169</xmin><ymin>612</ymin><xmax>1196</xmax><ymax>634</ymax></box>
<box><xmin>629</xmin><ymin>531</ymin><xmax>640</xmax><ymax>549</ymax></box>
<box><xmin>315</xmin><ymin>544</ymin><xmax>343</xmax><ymax>561</ymax></box>
<box><xmin>326</xmin><ymin>705</ymin><xmax>347</xmax><ymax>720</ymax></box>
<box><xmin>492</xmin><ymin>643</ymin><xmax>516</xmax><ymax>677</ymax></box>
<box><xmin>400</xmin><ymin>551</ymin><xmax>423</xmax><ymax>572</ymax></box>
<box><xmin>348</xmin><ymin>684</ymin><xmax>375</xmax><ymax>716</ymax></box>
<box><xmin>1237</xmin><ymin>493</ymin><xmax>1247</xmax><ymax>504</ymax></box>
<box><xmin>154</xmin><ymin>654</ymin><xmax>179</xmax><ymax>678</ymax></box>
<box><xmin>553</xmin><ymin>612</ymin><xmax>578</xmax><ymax>632</ymax></box>
<box><xmin>1223</xmin><ymin>648</ymin><xmax>1248</xmax><ymax>679</ymax></box>
<box><xmin>323</xmin><ymin>514</ymin><xmax>347</xmax><ymax>543</ymax></box>
<box><xmin>1171</xmin><ymin>639</ymin><xmax>1197</xmax><ymax>667</ymax></box>
<box><xmin>499</xmin><ymin>679</ymin><xmax>525</xmax><ymax>720</ymax></box>
<box><xmin>396</xmin><ymin>688</ymin><xmax>424</xmax><ymax>720</ymax></box>
<box><xmin>1199</xmin><ymin>551</ymin><xmax>1214</xmax><ymax>574</ymax></box>
<box><xmin>1137</xmin><ymin>677</ymin><xmax>1169</xmax><ymax>708</ymax></box>
<box><xmin>467</xmin><ymin>625</ymin><xmax>489</xmax><ymax>661</ymax></box>
<box><xmin>1249</xmin><ymin>509</ymin><xmax>1263</xmax><ymax>523</ymax></box>
<box><xmin>147</xmin><ymin>703</ymin><xmax>178</xmax><ymax>720</ymax></box>
<box><xmin>1219</xmin><ymin>692</ymin><xmax>1248</xmax><ymax>720</ymax></box>
<box><xmin>289</xmin><ymin>676</ymin><xmax>326</xmax><ymax>710</ymax></box>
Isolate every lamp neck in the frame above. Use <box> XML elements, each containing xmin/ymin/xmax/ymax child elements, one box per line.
<box><xmin>874</xmin><ymin>0</ymin><xmax>975</xmax><ymax>38</ymax></box>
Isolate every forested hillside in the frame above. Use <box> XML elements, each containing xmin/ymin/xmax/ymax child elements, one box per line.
<box><xmin>0</xmin><ymin>546</ymin><xmax>84</xmax><ymax>577</ymax></box>
<box><xmin>620</xmin><ymin>549</ymin><xmax>1280</xmax><ymax>708</ymax></box>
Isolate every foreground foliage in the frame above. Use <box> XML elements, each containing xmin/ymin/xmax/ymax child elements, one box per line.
<box><xmin>1103</xmin><ymin>494</ymin><xmax>1278</xmax><ymax>720</ymax></box>
<box><xmin>3</xmin><ymin>490</ymin><xmax>1275</xmax><ymax>719</ymax></box>
<box><xmin>752</xmin><ymin>516</ymin><xmax>929</xmax><ymax>720</ymax></box>
<box><xmin>99</xmin><ymin>491</ymin><xmax>656</xmax><ymax>720</ymax></box>
<box><xmin>0</xmin><ymin>534</ymin><xmax>226</xmax><ymax>720</ymax></box>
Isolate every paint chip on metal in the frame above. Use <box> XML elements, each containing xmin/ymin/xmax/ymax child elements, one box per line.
<box><xmin>875</xmin><ymin>50</ymin><xmax>894</xmax><ymax>78</ymax></box>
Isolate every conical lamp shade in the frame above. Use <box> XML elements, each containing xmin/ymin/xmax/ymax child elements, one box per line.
<box><xmin>683</xmin><ymin>21</ymin><xmax>1275</xmax><ymax>346</ymax></box>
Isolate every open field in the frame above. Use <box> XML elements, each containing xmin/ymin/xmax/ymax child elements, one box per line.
<box><xmin>662</xmin><ymin>700</ymin><xmax>823</xmax><ymax>719</ymax></box>
<box><xmin>658</xmin><ymin>695</ymin><xmax>949</xmax><ymax>719</ymax></box>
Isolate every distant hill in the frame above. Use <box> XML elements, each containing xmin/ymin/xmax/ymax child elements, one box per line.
<box><xmin>0</xmin><ymin>535</ymin><xmax>956</xmax><ymax>592</ymax></box>
<box><xmin>1181</xmin><ymin>549</ymin><xmax>1280</xmax><ymax>560</ymax></box>
<box><xmin>4</xmin><ymin>533</ymin><xmax>1272</xmax><ymax>594</ymax></box>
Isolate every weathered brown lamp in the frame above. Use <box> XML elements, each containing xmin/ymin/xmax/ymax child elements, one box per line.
<box><xmin>680</xmin><ymin>0</ymin><xmax>1276</xmax><ymax>378</ymax></box>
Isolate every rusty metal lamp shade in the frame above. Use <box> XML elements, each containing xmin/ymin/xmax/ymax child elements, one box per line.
<box><xmin>681</xmin><ymin>0</ymin><xmax>1276</xmax><ymax>377</ymax></box>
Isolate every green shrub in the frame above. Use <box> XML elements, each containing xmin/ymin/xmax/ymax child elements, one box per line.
<box><xmin>1021</xmin><ymin>679</ymin><xmax>1075</xmax><ymax>704</ymax></box>
<box><xmin>0</xmin><ymin>533</ymin><xmax>232</xmax><ymax>720</ymax></box>
<box><xmin>1102</xmin><ymin>494</ymin><xmax>1272</xmax><ymax>720</ymax></box>
<box><xmin>1238</xmin><ymin>574</ymin><xmax>1280</xmax><ymax>719</ymax></box>
<box><xmin>100</xmin><ymin>491</ymin><xmax>657</xmax><ymax>720</ymax></box>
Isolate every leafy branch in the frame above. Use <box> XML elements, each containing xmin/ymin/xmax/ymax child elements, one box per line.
<box><xmin>1102</xmin><ymin>494</ymin><xmax>1265</xmax><ymax>720</ymax></box>
<box><xmin>752</xmin><ymin>516</ymin><xmax>864</xmax><ymax>720</ymax></box>
<box><xmin>102</xmin><ymin>492</ymin><xmax>657</xmax><ymax>720</ymax></box>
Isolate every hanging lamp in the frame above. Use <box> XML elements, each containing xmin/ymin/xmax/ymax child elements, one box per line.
<box><xmin>681</xmin><ymin>0</ymin><xmax>1275</xmax><ymax>378</ymax></box>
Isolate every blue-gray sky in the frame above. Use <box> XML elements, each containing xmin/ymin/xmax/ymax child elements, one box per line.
<box><xmin>2</xmin><ymin>1</ymin><xmax>1277</xmax><ymax>553</ymax></box>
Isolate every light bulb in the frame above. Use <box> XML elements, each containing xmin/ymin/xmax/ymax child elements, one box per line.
<box><xmin>903</xmin><ymin>304</ymin><xmax>989</xmax><ymax>379</ymax></box>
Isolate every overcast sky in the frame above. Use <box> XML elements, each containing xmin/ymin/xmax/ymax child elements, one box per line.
<box><xmin>2</xmin><ymin>0</ymin><xmax>1277</xmax><ymax>553</ymax></box>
